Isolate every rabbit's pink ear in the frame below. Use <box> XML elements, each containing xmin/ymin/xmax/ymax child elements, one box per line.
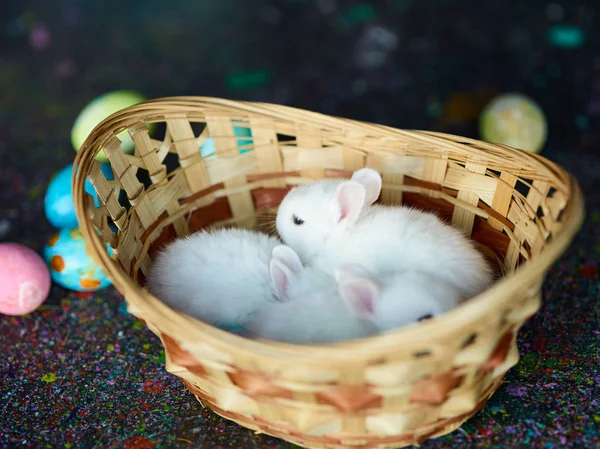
<box><xmin>271</xmin><ymin>245</ymin><xmax>303</xmax><ymax>275</ymax></box>
<box><xmin>338</xmin><ymin>277</ymin><xmax>381</xmax><ymax>319</ymax></box>
<box><xmin>337</xmin><ymin>265</ymin><xmax>381</xmax><ymax>319</ymax></box>
<box><xmin>270</xmin><ymin>259</ymin><xmax>295</xmax><ymax>301</ymax></box>
<box><xmin>351</xmin><ymin>168</ymin><xmax>382</xmax><ymax>206</ymax></box>
<box><xmin>330</xmin><ymin>181</ymin><xmax>366</xmax><ymax>225</ymax></box>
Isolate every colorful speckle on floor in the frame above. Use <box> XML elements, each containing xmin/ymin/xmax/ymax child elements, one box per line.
<box><xmin>1</xmin><ymin>0</ymin><xmax>599</xmax><ymax>447</ymax></box>
<box><xmin>0</xmin><ymin>255</ymin><xmax>598</xmax><ymax>449</ymax></box>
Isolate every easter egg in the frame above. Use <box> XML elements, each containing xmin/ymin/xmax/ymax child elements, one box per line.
<box><xmin>0</xmin><ymin>243</ymin><xmax>51</xmax><ymax>315</ymax></box>
<box><xmin>480</xmin><ymin>93</ymin><xmax>547</xmax><ymax>154</ymax></box>
<box><xmin>200</xmin><ymin>123</ymin><xmax>253</xmax><ymax>159</ymax></box>
<box><xmin>218</xmin><ymin>323</ymin><xmax>246</xmax><ymax>336</ymax></box>
<box><xmin>44</xmin><ymin>162</ymin><xmax>114</xmax><ymax>229</ymax></box>
<box><xmin>72</xmin><ymin>90</ymin><xmax>152</xmax><ymax>162</ymax></box>
<box><xmin>43</xmin><ymin>228</ymin><xmax>113</xmax><ymax>292</ymax></box>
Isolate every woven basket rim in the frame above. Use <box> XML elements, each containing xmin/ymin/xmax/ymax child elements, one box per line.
<box><xmin>72</xmin><ymin>96</ymin><xmax>585</xmax><ymax>359</ymax></box>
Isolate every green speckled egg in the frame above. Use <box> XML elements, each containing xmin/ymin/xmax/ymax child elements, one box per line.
<box><xmin>72</xmin><ymin>90</ymin><xmax>154</xmax><ymax>162</ymax></box>
<box><xmin>480</xmin><ymin>94</ymin><xmax>547</xmax><ymax>154</ymax></box>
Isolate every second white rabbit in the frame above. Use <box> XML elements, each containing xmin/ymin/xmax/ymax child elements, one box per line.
<box><xmin>275</xmin><ymin>168</ymin><xmax>493</xmax><ymax>301</ymax></box>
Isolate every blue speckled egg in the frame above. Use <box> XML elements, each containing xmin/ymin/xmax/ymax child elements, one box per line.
<box><xmin>200</xmin><ymin>123</ymin><xmax>253</xmax><ymax>159</ymax></box>
<box><xmin>44</xmin><ymin>163</ymin><xmax>114</xmax><ymax>229</ymax></box>
<box><xmin>43</xmin><ymin>228</ymin><xmax>113</xmax><ymax>292</ymax></box>
<box><xmin>218</xmin><ymin>323</ymin><xmax>246</xmax><ymax>336</ymax></box>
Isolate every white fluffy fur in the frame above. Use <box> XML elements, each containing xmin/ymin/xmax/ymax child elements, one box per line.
<box><xmin>276</xmin><ymin>169</ymin><xmax>493</xmax><ymax>301</ymax></box>
<box><xmin>337</xmin><ymin>265</ymin><xmax>462</xmax><ymax>332</ymax></box>
<box><xmin>246</xmin><ymin>265</ymin><xmax>377</xmax><ymax>344</ymax></box>
<box><xmin>246</xmin><ymin>287</ymin><xmax>377</xmax><ymax>345</ymax></box>
<box><xmin>247</xmin><ymin>262</ymin><xmax>461</xmax><ymax>344</ymax></box>
<box><xmin>146</xmin><ymin>228</ymin><xmax>282</xmax><ymax>327</ymax></box>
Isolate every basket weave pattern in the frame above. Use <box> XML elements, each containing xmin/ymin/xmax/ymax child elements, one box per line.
<box><xmin>73</xmin><ymin>97</ymin><xmax>583</xmax><ymax>449</ymax></box>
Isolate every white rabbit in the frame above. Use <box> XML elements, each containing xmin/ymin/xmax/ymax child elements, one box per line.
<box><xmin>276</xmin><ymin>168</ymin><xmax>492</xmax><ymax>300</ymax></box>
<box><xmin>247</xmin><ymin>252</ymin><xmax>378</xmax><ymax>344</ymax></box>
<box><xmin>335</xmin><ymin>264</ymin><xmax>461</xmax><ymax>332</ymax></box>
<box><xmin>247</xmin><ymin>261</ymin><xmax>460</xmax><ymax>344</ymax></box>
<box><xmin>269</xmin><ymin>244</ymin><xmax>333</xmax><ymax>300</ymax></box>
<box><xmin>146</xmin><ymin>228</ymin><xmax>287</xmax><ymax>328</ymax></box>
<box><xmin>275</xmin><ymin>168</ymin><xmax>382</xmax><ymax>266</ymax></box>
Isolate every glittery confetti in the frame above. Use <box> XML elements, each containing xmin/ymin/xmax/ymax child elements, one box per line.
<box><xmin>342</xmin><ymin>3</ymin><xmax>377</xmax><ymax>26</ymax></box>
<box><xmin>579</xmin><ymin>264</ymin><xmax>597</xmax><ymax>278</ymax></box>
<box><xmin>545</xmin><ymin>3</ymin><xmax>565</xmax><ymax>21</ymax></box>
<box><xmin>575</xmin><ymin>115</ymin><xmax>589</xmax><ymax>129</ymax></box>
<box><xmin>41</xmin><ymin>372</ymin><xmax>57</xmax><ymax>383</ymax></box>
<box><xmin>226</xmin><ymin>71</ymin><xmax>272</xmax><ymax>91</ymax></box>
<box><xmin>0</xmin><ymin>218</ymin><xmax>11</xmax><ymax>238</ymax></box>
<box><xmin>1</xmin><ymin>1</ymin><xmax>598</xmax><ymax>448</ymax></box>
<box><xmin>548</xmin><ymin>25</ymin><xmax>585</xmax><ymax>49</ymax></box>
<box><xmin>28</xmin><ymin>24</ymin><xmax>51</xmax><ymax>50</ymax></box>
<box><xmin>354</xmin><ymin>25</ymin><xmax>398</xmax><ymax>69</ymax></box>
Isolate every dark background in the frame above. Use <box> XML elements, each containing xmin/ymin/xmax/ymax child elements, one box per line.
<box><xmin>0</xmin><ymin>1</ymin><xmax>598</xmax><ymax>448</ymax></box>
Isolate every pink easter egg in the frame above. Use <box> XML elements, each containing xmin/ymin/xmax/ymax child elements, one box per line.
<box><xmin>0</xmin><ymin>243</ymin><xmax>51</xmax><ymax>315</ymax></box>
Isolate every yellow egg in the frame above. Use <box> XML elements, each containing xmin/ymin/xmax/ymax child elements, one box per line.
<box><xmin>71</xmin><ymin>90</ymin><xmax>152</xmax><ymax>161</ymax></box>
<box><xmin>479</xmin><ymin>94</ymin><xmax>547</xmax><ymax>154</ymax></box>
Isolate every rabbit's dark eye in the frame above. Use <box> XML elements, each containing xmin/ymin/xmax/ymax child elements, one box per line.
<box><xmin>292</xmin><ymin>215</ymin><xmax>305</xmax><ymax>226</ymax></box>
<box><xmin>418</xmin><ymin>314</ymin><xmax>433</xmax><ymax>322</ymax></box>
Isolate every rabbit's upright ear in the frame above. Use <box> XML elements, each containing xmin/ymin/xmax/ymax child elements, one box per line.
<box><xmin>330</xmin><ymin>181</ymin><xmax>366</xmax><ymax>226</ymax></box>
<box><xmin>270</xmin><ymin>258</ymin><xmax>296</xmax><ymax>301</ymax></box>
<box><xmin>351</xmin><ymin>168</ymin><xmax>382</xmax><ymax>206</ymax></box>
<box><xmin>271</xmin><ymin>245</ymin><xmax>303</xmax><ymax>274</ymax></box>
<box><xmin>336</xmin><ymin>264</ymin><xmax>381</xmax><ymax>319</ymax></box>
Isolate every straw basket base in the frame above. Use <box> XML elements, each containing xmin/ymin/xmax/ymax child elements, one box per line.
<box><xmin>182</xmin><ymin>379</ymin><xmax>502</xmax><ymax>449</ymax></box>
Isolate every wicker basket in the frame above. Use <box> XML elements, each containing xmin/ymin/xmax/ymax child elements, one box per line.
<box><xmin>73</xmin><ymin>97</ymin><xmax>583</xmax><ymax>449</ymax></box>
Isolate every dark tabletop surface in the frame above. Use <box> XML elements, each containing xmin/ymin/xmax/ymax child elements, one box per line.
<box><xmin>0</xmin><ymin>1</ymin><xmax>598</xmax><ymax>448</ymax></box>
